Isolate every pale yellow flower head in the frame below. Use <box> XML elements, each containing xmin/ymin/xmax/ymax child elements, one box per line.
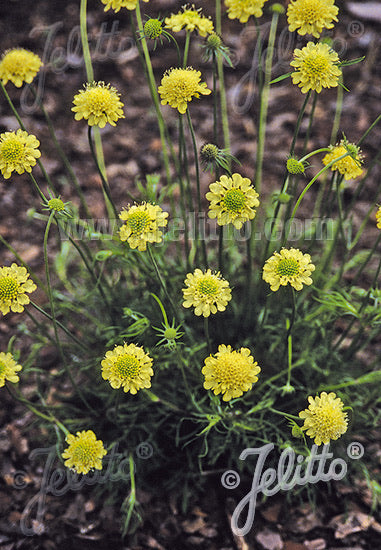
<box><xmin>202</xmin><ymin>344</ymin><xmax>260</xmax><ymax>401</ymax></box>
<box><xmin>322</xmin><ymin>140</ymin><xmax>363</xmax><ymax>180</ymax></box>
<box><xmin>0</xmin><ymin>352</ymin><xmax>22</xmax><ymax>387</ymax></box>
<box><xmin>263</xmin><ymin>248</ymin><xmax>315</xmax><ymax>292</ymax></box>
<box><xmin>0</xmin><ymin>129</ymin><xmax>41</xmax><ymax>180</ymax></box>
<box><xmin>165</xmin><ymin>5</ymin><xmax>214</xmax><ymax>37</ymax></box>
<box><xmin>206</xmin><ymin>173</ymin><xmax>260</xmax><ymax>229</ymax></box>
<box><xmin>291</xmin><ymin>42</ymin><xmax>341</xmax><ymax>93</ymax></box>
<box><xmin>0</xmin><ymin>263</ymin><xmax>37</xmax><ymax>316</ymax></box>
<box><xmin>100</xmin><ymin>0</ymin><xmax>148</xmax><ymax>12</ymax></box>
<box><xmin>182</xmin><ymin>268</ymin><xmax>232</xmax><ymax>317</ymax></box>
<box><xmin>224</xmin><ymin>0</ymin><xmax>269</xmax><ymax>23</ymax></box>
<box><xmin>287</xmin><ymin>0</ymin><xmax>339</xmax><ymax>38</ymax></box>
<box><xmin>299</xmin><ymin>391</ymin><xmax>348</xmax><ymax>445</ymax></box>
<box><xmin>101</xmin><ymin>343</ymin><xmax>153</xmax><ymax>394</ymax></box>
<box><xmin>119</xmin><ymin>202</ymin><xmax>168</xmax><ymax>251</ymax></box>
<box><xmin>0</xmin><ymin>48</ymin><xmax>42</xmax><ymax>87</ymax></box>
<box><xmin>72</xmin><ymin>82</ymin><xmax>125</xmax><ymax>128</ymax></box>
<box><xmin>158</xmin><ymin>67</ymin><xmax>211</xmax><ymax>114</ymax></box>
<box><xmin>62</xmin><ymin>430</ymin><xmax>107</xmax><ymax>474</ymax></box>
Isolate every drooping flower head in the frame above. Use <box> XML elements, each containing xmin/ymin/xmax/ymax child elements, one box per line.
<box><xmin>0</xmin><ymin>352</ymin><xmax>22</xmax><ymax>387</ymax></box>
<box><xmin>202</xmin><ymin>344</ymin><xmax>261</xmax><ymax>401</ymax></box>
<box><xmin>263</xmin><ymin>248</ymin><xmax>315</xmax><ymax>292</ymax></box>
<box><xmin>182</xmin><ymin>268</ymin><xmax>232</xmax><ymax>317</ymax></box>
<box><xmin>322</xmin><ymin>139</ymin><xmax>363</xmax><ymax>180</ymax></box>
<box><xmin>101</xmin><ymin>343</ymin><xmax>154</xmax><ymax>394</ymax></box>
<box><xmin>224</xmin><ymin>0</ymin><xmax>269</xmax><ymax>23</ymax></box>
<box><xmin>286</xmin><ymin>156</ymin><xmax>306</xmax><ymax>175</ymax></box>
<box><xmin>100</xmin><ymin>0</ymin><xmax>148</xmax><ymax>12</ymax></box>
<box><xmin>119</xmin><ymin>202</ymin><xmax>168</xmax><ymax>251</ymax></box>
<box><xmin>206</xmin><ymin>173</ymin><xmax>260</xmax><ymax>229</ymax></box>
<box><xmin>0</xmin><ymin>48</ymin><xmax>42</xmax><ymax>87</ymax></box>
<box><xmin>287</xmin><ymin>0</ymin><xmax>339</xmax><ymax>38</ymax></box>
<box><xmin>72</xmin><ymin>82</ymin><xmax>125</xmax><ymax>128</ymax></box>
<box><xmin>376</xmin><ymin>206</ymin><xmax>381</xmax><ymax>230</ymax></box>
<box><xmin>299</xmin><ymin>391</ymin><xmax>348</xmax><ymax>445</ymax></box>
<box><xmin>291</xmin><ymin>42</ymin><xmax>341</xmax><ymax>93</ymax></box>
<box><xmin>0</xmin><ymin>129</ymin><xmax>41</xmax><ymax>180</ymax></box>
<box><xmin>165</xmin><ymin>5</ymin><xmax>214</xmax><ymax>37</ymax></box>
<box><xmin>158</xmin><ymin>67</ymin><xmax>211</xmax><ymax>114</ymax></box>
<box><xmin>0</xmin><ymin>264</ymin><xmax>37</xmax><ymax>316</ymax></box>
<box><xmin>62</xmin><ymin>430</ymin><xmax>107</xmax><ymax>474</ymax></box>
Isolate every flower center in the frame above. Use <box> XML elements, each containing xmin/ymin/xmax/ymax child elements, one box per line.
<box><xmin>87</xmin><ymin>88</ymin><xmax>112</xmax><ymax>113</ymax></box>
<box><xmin>114</xmin><ymin>354</ymin><xmax>140</xmax><ymax>379</ymax></box>
<box><xmin>215</xmin><ymin>355</ymin><xmax>249</xmax><ymax>386</ymax></box>
<box><xmin>128</xmin><ymin>211</ymin><xmax>151</xmax><ymax>235</ymax></box>
<box><xmin>276</xmin><ymin>258</ymin><xmax>300</xmax><ymax>277</ymax></box>
<box><xmin>304</xmin><ymin>54</ymin><xmax>329</xmax><ymax>76</ymax></box>
<box><xmin>0</xmin><ymin>276</ymin><xmax>19</xmax><ymax>301</ymax></box>
<box><xmin>0</xmin><ymin>138</ymin><xmax>24</xmax><ymax>163</ymax></box>
<box><xmin>223</xmin><ymin>188</ymin><xmax>246</xmax><ymax>213</ymax></box>
<box><xmin>164</xmin><ymin>327</ymin><xmax>177</xmax><ymax>340</ymax></box>
<box><xmin>144</xmin><ymin>19</ymin><xmax>163</xmax><ymax>39</ymax></box>
<box><xmin>299</xmin><ymin>1</ymin><xmax>325</xmax><ymax>21</ymax></box>
<box><xmin>0</xmin><ymin>361</ymin><xmax>5</xmax><ymax>376</ymax></box>
<box><xmin>197</xmin><ymin>276</ymin><xmax>219</xmax><ymax>297</ymax></box>
<box><xmin>72</xmin><ymin>441</ymin><xmax>98</xmax><ymax>465</ymax></box>
<box><xmin>312</xmin><ymin>405</ymin><xmax>343</xmax><ymax>434</ymax></box>
<box><xmin>48</xmin><ymin>198</ymin><xmax>65</xmax><ymax>212</ymax></box>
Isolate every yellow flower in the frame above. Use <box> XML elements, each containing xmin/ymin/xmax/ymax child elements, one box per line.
<box><xmin>291</xmin><ymin>42</ymin><xmax>341</xmax><ymax>93</ymax></box>
<box><xmin>182</xmin><ymin>268</ymin><xmax>232</xmax><ymax>317</ymax></box>
<box><xmin>62</xmin><ymin>430</ymin><xmax>107</xmax><ymax>474</ymax></box>
<box><xmin>100</xmin><ymin>0</ymin><xmax>148</xmax><ymax>12</ymax></box>
<box><xmin>299</xmin><ymin>392</ymin><xmax>348</xmax><ymax>445</ymax></box>
<box><xmin>0</xmin><ymin>263</ymin><xmax>37</xmax><ymax>316</ymax></box>
<box><xmin>0</xmin><ymin>352</ymin><xmax>22</xmax><ymax>387</ymax></box>
<box><xmin>263</xmin><ymin>248</ymin><xmax>315</xmax><ymax>292</ymax></box>
<box><xmin>165</xmin><ymin>5</ymin><xmax>214</xmax><ymax>37</ymax></box>
<box><xmin>202</xmin><ymin>344</ymin><xmax>260</xmax><ymax>401</ymax></box>
<box><xmin>376</xmin><ymin>206</ymin><xmax>381</xmax><ymax>230</ymax></box>
<box><xmin>101</xmin><ymin>343</ymin><xmax>154</xmax><ymax>394</ymax></box>
<box><xmin>158</xmin><ymin>67</ymin><xmax>211</xmax><ymax>114</ymax></box>
<box><xmin>206</xmin><ymin>173</ymin><xmax>260</xmax><ymax>229</ymax></box>
<box><xmin>287</xmin><ymin>0</ymin><xmax>339</xmax><ymax>38</ymax></box>
<box><xmin>0</xmin><ymin>48</ymin><xmax>42</xmax><ymax>87</ymax></box>
<box><xmin>72</xmin><ymin>82</ymin><xmax>125</xmax><ymax>128</ymax></box>
<box><xmin>0</xmin><ymin>129</ymin><xmax>41</xmax><ymax>180</ymax></box>
<box><xmin>322</xmin><ymin>140</ymin><xmax>363</xmax><ymax>180</ymax></box>
<box><xmin>119</xmin><ymin>202</ymin><xmax>168</xmax><ymax>251</ymax></box>
<box><xmin>224</xmin><ymin>0</ymin><xmax>269</xmax><ymax>23</ymax></box>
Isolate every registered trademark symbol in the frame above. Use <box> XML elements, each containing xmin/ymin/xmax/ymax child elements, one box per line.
<box><xmin>347</xmin><ymin>441</ymin><xmax>364</xmax><ymax>460</ymax></box>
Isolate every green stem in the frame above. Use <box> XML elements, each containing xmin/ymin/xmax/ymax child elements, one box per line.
<box><xmin>0</xmin><ymin>233</ymin><xmax>46</xmax><ymax>292</ymax></box>
<box><xmin>215</xmin><ymin>0</ymin><xmax>230</xmax><ymax>159</ymax></box>
<box><xmin>88</xmin><ymin>126</ymin><xmax>118</xmax><ymax>219</ymax></box>
<box><xmin>204</xmin><ymin>317</ymin><xmax>211</xmax><ymax>355</ymax></box>
<box><xmin>183</xmin><ymin>31</ymin><xmax>191</xmax><ymax>68</ymax></box>
<box><xmin>186</xmin><ymin>109</ymin><xmax>207</xmax><ymax>268</ymax></box>
<box><xmin>43</xmin><ymin>212</ymin><xmax>96</xmax><ymax>413</ymax></box>
<box><xmin>330</xmin><ymin>75</ymin><xmax>344</xmax><ymax>145</ymax></box>
<box><xmin>147</xmin><ymin>244</ymin><xmax>178</xmax><ymax>321</ymax></box>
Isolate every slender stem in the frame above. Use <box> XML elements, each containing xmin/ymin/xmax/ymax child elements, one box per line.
<box><xmin>330</xmin><ymin>75</ymin><xmax>344</xmax><ymax>145</ymax></box>
<box><xmin>28</xmin><ymin>172</ymin><xmax>48</xmax><ymax>202</ymax></box>
<box><xmin>88</xmin><ymin>126</ymin><xmax>119</xmax><ymax>219</ymax></box>
<box><xmin>215</xmin><ymin>0</ymin><xmax>230</xmax><ymax>159</ymax></box>
<box><xmin>182</xmin><ymin>31</ymin><xmax>191</xmax><ymax>68</ymax></box>
<box><xmin>204</xmin><ymin>317</ymin><xmax>212</xmax><ymax>355</ymax></box>
<box><xmin>147</xmin><ymin>244</ymin><xmax>178</xmax><ymax>321</ymax></box>
<box><xmin>0</xmin><ymin>232</ymin><xmax>46</xmax><ymax>292</ymax></box>
<box><xmin>290</xmin><ymin>91</ymin><xmax>311</xmax><ymax>156</ymax></box>
<box><xmin>186</xmin><ymin>109</ymin><xmax>207</xmax><ymax>268</ymax></box>
<box><xmin>358</xmin><ymin>113</ymin><xmax>381</xmax><ymax>146</ymax></box>
<box><xmin>6</xmin><ymin>384</ymin><xmax>60</xmax><ymax>423</ymax></box>
<box><xmin>43</xmin><ymin>212</ymin><xmax>96</xmax><ymax>413</ymax></box>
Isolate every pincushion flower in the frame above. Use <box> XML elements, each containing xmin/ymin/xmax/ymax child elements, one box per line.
<box><xmin>0</xmin><ymin>352</ymin><xmax>22</xmax><ymax>387</ymax></box>
<box><xmin>158</xmin><ymin>67</ymin><xmax>211</xmax><ymax>114</ymax></box>
<box><xmin>119</xmin><ymin>202</ymin><xmax>168</xmax><ymax>251</ymax></box>
<box><xmin>291</xmin><ymin>42</ymin><xmax>341</xmax><ymax>93</ymax></box>
<box><xmin>0</xmin><ymin>264</ymin><xmax>37</xmax><ymax>316</ymax></box>
<box><xmin>206</xmin><ymin>173</ymin><xmax>260</xmax><ymax>229</ymax></box>
<box><xmin>62</xmin><ymin>430</ymin><xmax>107</xmax><ymax>474</ymax></box>
<box><xmin>322</xmin><ymin>140</ymin><xmax>363</xmax><ymax>180</ymax></box>
<box><xmin>100</xmin><ymin>0</ymin><xmax>148</xmax><ymax>12</ymax></box>
<box><xmin>72</xmin><ymin>82</ymin><xmax>125</xmax><ymax>128</ymax></box>
<box><xmin>202</xmin><ymin>345</ymin><xmax>260</xmax><ymax>401</ymax></box>
<box><xmin>165</xmin><ymin>5</ymin><xmax>214</xmax><ymax>37</ymax></box>
<box><xmin>0</xmin><ymin>48</ymin><xmax>42</xmax><ymax>87</ymax></box>
<box><xmin>299</xmin><ymin>392</ymin><xmax>348</xmax><ymax>445</ymax></box>
<box><xmin>101</xmin><ymin>343</ymin><xmax>154</xmax><ymax>394</ymax></box>
<box><xmin>0</xmin><ymin>129</ymin><xmax>41</xmax><ymax>180</ymax></box>
<box><xmin>376</xmin><ymin>206</ymin><xmax>381</xmax><ymax>230</ymax></box>
<box><xmin>287</xmin><ymin>0</ymin><xmax>339</xmax><ymax>38</ymax></box>
<box><xmin>224</xmin><ymin>0</ymin><xmax>269</xmax><ymax>23</ymax></box>
<box><xmin>263</xmin><ymin>248</ymin><xmax>315</xmax><ymax>292</ymax></box>
<box><xmin>182</xmin><ymin>268</ymin><xmax>232</xmax><ymax>317</ymax></box>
